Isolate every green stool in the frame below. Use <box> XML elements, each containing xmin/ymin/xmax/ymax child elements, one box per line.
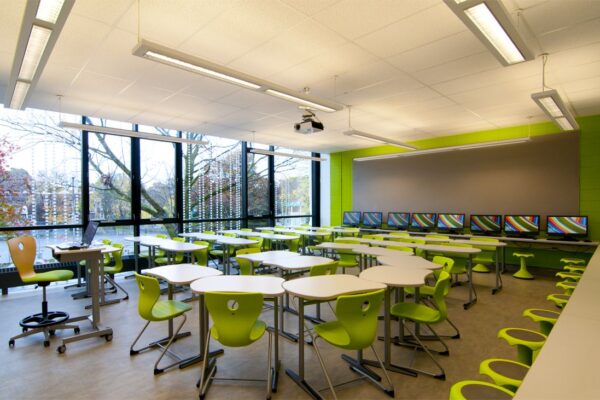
<box><xmin>513</xmin><ymin>252</ymin><xmax>534</xmax><ymax>280</ymax></box>
<box><xmin>498</xmin><ymin>328</ymin><xmax>546</xmax><ymax>366</ymax></box>
<box><xmin>556</xmin><ymin>280</ymin><xmax>577</xmax><ymax>294</ymax></box>
<box><xmin>555</xmin><ymin>271</ymin><xmax>582</xmax><ymax>282</ymax></box>
<box><xmin>471</xmin><ymin>238</ymin><xmax>499</xmax><ymax>273</ymax></box>
<box><xmin>560</xmin><ymin>257</ymin><xmax>586</xmax><ymax>266</ymax></box>
<box><xmin>564</xmin><ymin>265</ymin><xmax>586</xmax><ymax>273</ymax></box>
<box><xmin>449</xmin><ymin>380</ymin><xmax>515</xmax><ymax>400</ymax></box>
<box><xmin>547</xmin><ymin>293</ymin><xmax>570</xmax><ymax>308</ymax></box>
<box><xmin>479</xmin><ymin>358</ymin><xmax>529</xmax><ymax>392</ymax></box>
<box><xmin>522</xmin><ymin>308</ymin><xmax>560</xmax><ymax>335</ymax></box>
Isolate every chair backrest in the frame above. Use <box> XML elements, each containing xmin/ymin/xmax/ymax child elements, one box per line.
<box><xmin>445</xmin><ymin>242</ymin><xmax>472</xmax><ymax>259</ymax></box>
<box><xmin>335</xmin><ymin>289</ymin><xmax>385</xmax><ymax>350</ymax></box>
<box><xmin>135</xmin><ymin>273</ymin><xmax>161</xmax><ymax>321</ymax></box>
<box><xmin>235</xmin><ymin>248</ymin><xmax>260</xmax><ymax>275</ymax></box>
<box><xmin>309</xmin><ymin>261</ymin><xmax>338</xmax><ymax>277</ymax></box>
<box><xmin>193</xmin><ymin>241</ymin><xmax>209</xmax><ymax>266</ymax></box>
<box><xmin>342</xmin><ymin>228</ymin><xmax>359</xmax><ymax>237</ymax></box>
<box><xmin>430</xmin><ymin>271</ymin><xmax>451</xmax><ymax>322</ymax></box>
<box><xmin>247</xmin><ymin>236</ymin><xmax>264</xmax><ymax>250</ymax></box>
<box><xmin>155</xmin><ymin>234</ymin><xmax>168</xmax><ymax>256</ymax></box>
<box><xmin>286</xmin><ymin>236</ymin><xmax>300</xmax><ymax>252</ymax></box>
<box><xmin>111</xmin><ymin>243</ymin><xmax>124</xmax><ymax>272</ymax></box>
<box><xmin>388</xmin><ymin>237</ymin><xmax>413</xmax><ymax>243</ymax></box>
<box><xmin>426</xmin><ymin>234</ymin><xmax>449</xmax><ymax>240</ymax></box>
<box><xmin>155</xmin><ymin>234</ymin><xmax>168</xmax><ymax>239</ymax></box>
<box><xmin>224</xmin><ymin>233</ymin><xmax>236</xmax><ymax>237</ymax></box>
<box><xmin>335</xmin><ymin>238</ymin><xmax>360</xmax><ymax>244</ymax></box>
<box><xmin>362</xmin><ymin>234</ymin><xmax>384</xmax><ymax>240</ymax></box>
<box><xmin>240</xmin><ymin>228</ymin><xmax>252</xmax><ymax>232</ymax></box>
<box><xmin>205</xmin><ymin>292</ymin><xmax>264</xmax><ymax>347</ymax></box>
<box><xmin>262</xmin><ymin>230</ymin><xmax>274</xmax><ymax>234</ymax></box>
<box><xmin>470</xmin><ymin>237</ymin><xmax>499</xmax><ymax>252</ymax></box>
<box><xmin>390</xmin><ymin>232</ymin><xmax>410</xmax><ymax>237</ymax></box>
<box><xmin>432</xmin><ymin>256</ymin><xmax>454</xmax><ymax>294</ymax></box>
<box><xmin>203</xmin><ymin>230</ymin><xmax>215</xmax><ymax>235</ymax></box>
<box><xmin>386</xmin><ymin>245</ymin><xmax>413</xmax><ymax>254</ymax></box>
<box><xmin>101</xmin><ymin>239</ymin><xmax>112</xmax><ymax>264</ymax></box>
<box><xmin>7</xmin><ymin>236</ymin><xmax>36</xmax><ymax>280</ymax></box>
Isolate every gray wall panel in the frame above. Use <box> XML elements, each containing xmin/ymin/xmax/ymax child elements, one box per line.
<box><xmin>353</xmin><ymin>134</ymin><xmax>579</xmax><ymax>228</ymax></box>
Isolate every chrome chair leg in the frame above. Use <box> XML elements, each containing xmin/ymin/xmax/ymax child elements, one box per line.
<box><xmin>154</xmin><ymin>314</ymin><xmax>187</xmax><ymax>374</ymax></box>
<box><xmin>311</xmin><ymin>336</ymin><xmax>338</xmax><ymax>400</ymax></box>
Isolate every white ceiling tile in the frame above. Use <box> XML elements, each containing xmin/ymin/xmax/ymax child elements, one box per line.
<box><xmin>280</xmin><ymin>0</ymin><xmax>341</xmax><ymax>16</ymax></box>
<box><xmin>67</xmin><ymin>70</ymin><xmax>131</xmax><ymax>102</ymax></box>
<box><xmin>537</xmin><ymin>17</ymin><xmax>600</xmax><ymax>54</ymax></box>
<box><xmin>411</xmin><ymin>52</ymin><xmax>499</xmax><ymax>86</ymax></box>
<box><xmin>94</xmin><ymin>103</ymin><xmax>142</xmax><ymax>122</ymax></box>
<box><xmin>115</xmin><ymin>82</ymin><xmax>173</xmax><ymax>108</ymax></box>
<box><xmin>521</xmin><ymin>0</ymin><xmax>600</xmax><ymax>36</ymax></box>
<box><xmin>72</xmin><ymin>0</ymin><xmax>134</xmax><ymax>26</ymax></box>
<box><xmin>387</xmin><ymin>30</ymin><xmax>487</xmax><ymax>73</ymax></box>
<box><xmin>336</xmin><ymin>75</ymin><xmax>424</xmax><ymax>106</ymax></box>
<box><xmin>35</xmin><ymin>63</ymin><xmax>80</xmax><ymax>95</ymax></box>
<box><xmin>355</xmin><ymin>3</ymin><xmax>465</xmax><ymax>58</ymax></box>
<box><xmin>0</xmin><ymin>2</ymin><xmax>25</xmax><ymax>82</ymax></box>
<box><xmin>178</xmin><ymin>101</ymin><xmax>243</xmax><ymax>121</ymax></box>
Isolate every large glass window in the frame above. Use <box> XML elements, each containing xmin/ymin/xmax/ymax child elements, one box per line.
<box><xmin>247</xmin><ymin>144</ymin><xmax>270</xmax><ymax>219</ymax></box>
<box><xmin>139</xmin><ymin>126</ymin><xmax>177</xmax><ymax>219</ymax></box>
<box><xmin>86</xmin><ymin>118</ymin><xmax>132</xmax><ymax>221</ymax></box>
<box><xmin>183</xmin><ymin>133</ymin><xmax>242</xmax><ymax>231</ymax></box>
<box><xmin>274</xmin><ymin>148</ymin><xmax>312</xmax><ymax>219</ymax></box>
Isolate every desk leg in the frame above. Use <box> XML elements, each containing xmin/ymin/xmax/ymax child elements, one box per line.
<box><xmin>271</xmin><ymin>297</ymin><xmax>280</xmax><ymax>392</ymax></box>
<box><xmin>463</xmin><ymin>255</ymin><xmax>478</xmax><ymax>309</ymax></box>
<box><xmin>180</xmin><ymin>294</ymin><xmax>223</xmax><ymax>370</ymax></box>
<box><xmin>285</xmin><ymin>298</ymin><xmax>322</xmax><ymax>399</ymax></box>
<box><xmin>492</xmin><ymin>247</ymin><xmax>503</xmax><ymax>295</ymax></box>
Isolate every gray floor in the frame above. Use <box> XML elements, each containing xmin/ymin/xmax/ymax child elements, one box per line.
<box><xmin>0</xmin><ymin>267</ymin><xmax>558</xmax><ymax>400</ymax></box>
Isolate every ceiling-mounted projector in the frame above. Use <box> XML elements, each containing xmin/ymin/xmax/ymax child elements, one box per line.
<box><xmin>294</xmin><ymin>110</ymin><xmax>323</xmax><ymax>134</ymax></box>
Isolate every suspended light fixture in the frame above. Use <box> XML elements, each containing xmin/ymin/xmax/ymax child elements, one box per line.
<box><xmin>342</xmin><ymin>106</ymin><xmax>417</xmax><ymax>150</ymax></box>
<box><xmin>248</xmin><ymin>147</ymin><xmax>325</xmax><ymax>162</ymax></box>
<box><xmin>5</xmin><ymin>0</ymin><xmax>75</xmax><ymax>110</ymax></box>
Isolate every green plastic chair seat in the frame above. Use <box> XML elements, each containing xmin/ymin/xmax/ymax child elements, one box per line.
<box><xmin>560</xmin><ymin>257</ymin><xmax>586</xmax><ymax>265</ymax></box>
<box><xmin>22</xmin><ymin>269</ymin><xmax>73</xmax><ymax>284</ymax></box>
<box><xmin>513</xmin><ymin>252</ymin><xmax>534</xmax><ymax>258</ymax></box>
<box><xmin>314</xmin><ymin>321</ymin><xmax>353</xmax><ymax>348</ymax></box>
<box><xmin>547</xmin><ymin>293</ymin><xmax>570</xmax><ymax>308</ymax></box>
<box><xmin>564</xmin><ymin>266</ymin><xmax>585</xmax><ymax>273</ymax></box>
<box><xmin>556</xmin><ymin>280</ymin><xmax>577</xmax><ymax>294</ymax></box>
<box><xmin>555</xmin><ymin>271</ymin><xmax>582</xmax><ymax>281</ymax></box>
<box><xmin>151</xmin><ymin>300</ymin><xmax>192</xmax><ymax>322</ymax></box>
<box><xmin>479</xmin><ymin>358</ymin><xmax>529</xmax><ymax>391</ymax></box>
<box><xmin>522</xmin><ymin>308</ymin><xmax>560</xmax><ymax>335</ymax></box>
<box><xmin>211</xmin><ymin>320</ymin><xmax>266</xmax><ymax>345</ymax></box>
<box><xmin>391</xmin><ymin>302</ymin><xmax>441</xmax><ymax>324</ymax></box>
<box><xmin>449</xmin><ymin>380</ymin><xmax>515</xmax><ymax>400</ymax></box>
<box><xmin>498</xmin><ymin>328</ymin><xmax>546</xmax><ymax>365</ymax></box>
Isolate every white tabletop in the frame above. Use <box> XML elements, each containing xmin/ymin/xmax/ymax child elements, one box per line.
<box><xmin>420</xmin><ymin>236</ymin><xmax>452</xmax><ymax>243</ymax></box>
<box><xmin>263</xmin><ymin>255</ymin><xmax>335</xmax><ymax>271</ymax></box>
<box><xmin>235</xmin><ymin>250</ymin><xmax>300</xmax><ymax>263</ymax></box>
<box><xmin>360</xmin><ymin>266</ymin><xmax>431</xmax><ymax>288</ymax></box>
<box><xmin>144</xmin><ymin>264</ymin><xmax>222</xmax><ymax>284</ymax></box>
<box><xmin>420</xmin><ymin>244</ymin><xmax>481</xmax><ymax>255</ymax></box>
<box><xmin>260</xmin><ymin>233</ymin><xmax>300</xmax><ymax>241</ymax></box>
<box><xmin>159</xmin><ymin>241</ymin><xmax>207</xmax><ymax>252</ymax></box>
<box><xmin>452</xmin><ymin>239</ymin><xmax>507</xmax><ymax>247</ymax></box>
<box><xmin>47</xmin><ymin>244</ymin><xmax>120</xmax><ymax>255</ymax></box>
<box><xmin>291</xmin><ymin>230</ymin><xmax>331</xmax><ymax>237</ymax></box>
<box><xmin>124</xmin><ymin>235</ymin><xmax>167</xmax><ymax>246</ymax></box>
<box><xmin>190</xmin><ymin>275</ymin><xmax>285</xmax><ymax>297</ymax></box>
<box><xmin>315</xmin><ymin>242</ymin><xmax>363</xmax><ymax>250</ymax></box>
<box><xmin>352</xmin><ymin>246</ymin><xmax>413</xmax><ymax>257</ymax></box>
<box><xmin>283</xmin><ymin>274</ymin><xmax>386</xmax><ymax>301</ymax></box>
<box><xmin>179</xmin><ymin>232</ymin><xmax>222</xmax><ymax>241</ymax></box>
<box><xmin>365</xmin><ymin>239</ymin><xmax>420</xmax><ymax>248</ymax></box>
<box><xmin>217</xmin><ymin>229</ymin><xmax>256</xmax><ymax>236</ymax></box>
<box><xmin>377</xmin><ymin>255</ymin><xmax>442</xmax><ymax>270</ymax></box>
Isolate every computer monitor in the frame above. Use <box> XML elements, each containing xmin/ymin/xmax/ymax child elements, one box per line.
<box><xmin>470</xmin><ymin>215</ymin><xmax>502</xmax><ymax>235</ymax></box>
<box><xmin>504</xmin><ymin>215</ymin><xmax>540</xmax><ymax>237</ymax></box>
<box><xmin>342</xmin><ymin>211</ymin><xmax>361</xmax><ymax>227</ymax></box>
<box><xmin>410</xmin><ymin>213</ymin><xmax>436</xmax><ymax>232</ymax></box>
<box><xmin>82</xmin><ymin>220</ymin><xmax>100</xmax><ymax>245</ymax></box>
<box><xmin>387</xmin><ymin>212</ymin><xmax>410</xmax><ymax>230</ymax></box>
<box><xmin>437</xmin><ymin>213</ymin><xmax>465</xmax><ymax>233</ymax></box>
<box><xmin>547</xmin><ymin>216</ymin><xmax>588</xmax><ymax>239</ymax></box>
<box><xmin>362</xmin><ymin>212</ymin><xmax>383</xmax><ymax>228</ymax></box>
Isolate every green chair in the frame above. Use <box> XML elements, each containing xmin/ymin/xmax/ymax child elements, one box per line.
<box><xmin>426</xmin><ymin>234</ymin><xmax>450</xmax><ymax>240</ymax></box>
<box><xmin>103</xmin><ymin>243</ymin><xmax>129</xmax><ymax>301</ymax></box>
<box><xmin>334</xmin><ymin>238</ymin><xmax>360</xmax><ymax>273</ymax></box>
<box><xmin>547</xmin><ymin>293</ymin><xmax>570</xmax><ymax>308</ymax></box>
<box><xmin>247</xmin><ymin>236</ymin><xmax>264</xmax><ymax>251</ymax></box>
<box><xmin>192</xmin><ymin>241</ymin><xmax>209</xmax><ymax>267</ymax></box>
<box><xmin>311</xmin><ymin>289</ymin><xmax>394</xmax><ymax>397</ymax></box>
<box><xmin>240</xmin><ymin>228</ymin><xmax>252</xmax><ymax>232</ymax></box>
<box><xmin>362</xmin><ymin>234</ymin><xmax>384</xmax><ymax>241</ymax></box>
<box><xmin>449</xmin><ymin>380</ymin><xmax>515</xmax><ymax>400</ymax></box>
<box><xmin>389</xmin><ymin>232</ymin><xmax>410</xmax><ymax>237</ymax></box>
<box><xmin>261</xmin><ymin>230</ymin><xmax>274</xmax><ymax>250</ymax></box>
<box><xmin>522</xmin><ymin>308</ymin><xmax>560</xmax><ymax>335</ymax></box>
<box><xmin>306</xmin><ymin>261</ymin><xmax>339</xmax><ymax>320</ymax></box>
<box><xmin>390</xmin><ymin>271</ymin><xmax>452</xmax><ymax>379</ymax></box>
<box><xmin>130</xmin><ymin>273</ymin><xmax>192</xmax><ymax>375</ymax></box>
<box><xmin>560</xmin><ymin>257</ymin><xmax>586</xmax><ymax>271</ymax></box>
<box><xmin>209</xmin><ymin>233</ymin><xmax>236</xmax><ymax>262</ymax></box>
<box><xmin>341</xmin><ymin>228</ymin><xmax>360</xmax><ymax>237</ymax></box>
<box><xmin>479</xmin><ymin>358</ymin><xmax>529</xmax><ymax>392</ymax></box>
<box><xmin>470</xmin><ymin>237</ymin><xmax>499</xmax><ymax>273</ymax></box>
<box><xmin>556</xmin><ymin>280</ymin><xmax>577</xmax><ymax>294</ymax></box>
<box><xmin>411</xmin><ymin>238</ymin><xmax>427</xmax><ymax>258</ymax></box>
<box><xmin>8</xmin><ymin>236</ymin><xmax>80</xmax><ymax>348</ymax></box>
<box><xmin>235</xmin><ymin>248</ymin><xmax>261</xmax><ymax>275</ymax></box>
<box><xmin>284</xmin><ymin>232</ymin><xmax>300</xmax><ymax>253</ymax></box>
<box><xmin>406</xmin><ymin>256</ymin><xmax>460</xmax><ymax>339</ymax></box>
<box><xmin>497</xmin><ymin>328</ymin><xmax>547</xmax><ymax>366</ymax></box>
<box><xmin>442</xmin><ymin>243</ymin><xmax>472</xmax><ymax>285</ymax></box>
<box><xmin>555</xmin><ymin>271</ymin><xmax>582</xmax><ymax>282</ymax></box>
<box><xmin>306</xmin><ymin>228</ymin><xmax>332</xmax><ymax>255</ymax></box>
<box><xmin>199</xmin><ymin>292</ymin><xmax>272</xmax><ymax>400</ymax></box>
<box><xmin>513</xmin><ymin>252</ymin><xmax>534</xmax><ymax>280</ymax></box>
<box><xmin>154</xmin><ymin>237</ymin><xmax>187</xmax><ymax>265</ymax></box>
<box><xmin>72</xmin><ymin>238</ymin><xmax>112</xmax><ymax>289</ymax></box>
<box><xmin>386</xmin><ymin>245</ymin><xmax>413</xmax><ymax>254</ymax></box>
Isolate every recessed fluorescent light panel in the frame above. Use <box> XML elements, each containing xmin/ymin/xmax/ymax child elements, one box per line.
<box><xmin>5</xmin><ymin>0</ymin><xmax>74</xmax><ymax>110</ymax></box>
<box><xmin>59</xmin><ymin>122</ymin><xmax>209</xmax><ymax>145</ymax></box>
<box><xmin>132</xmin><ymin>39</ymin><xmax>343</xmax><ymax>113</ymax></box>
<box><xmin>343</xmin><ymin>130</ymin><xmax>417</xmax><ymax>150</ymax></box>
<box><xmin>444</xmin><ymin>0</ymin><xmax>534</xmax><ymax>66</ymax></box>
<box><xmin>531</xmin><ymin>89</ymin><xmax>579</xmax><ymax>131</ymax></box>
<box><xmin>353</xmin><ymin>137</ymin><xmax>530</xmax><ymax>161</ymax></box>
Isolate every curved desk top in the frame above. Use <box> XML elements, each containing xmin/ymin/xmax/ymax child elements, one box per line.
<box><xmin>263</xmin><ymin>255</ymin><xmax>335</xmax><ymax>271</ymax></box>
<box><xmin>283</xmin><ymin>275</ymin><xmax>386</xmax><ymax>301</ymax></box>
<box><xmin>360</xmin><ymin>266</ymin><xmax>431</xmax><ymax>288</ymax></box>
<box><xmin>352</xmin><ymin>246</ymin><xmax>413</xmax><ymax>257</ymax></box>
<box><xmin>377</xmin><ymin>255</ymin><xmax>442</xmax><ymax>270</ymax></box>
<box><xmin>191</xmin><ymin>275</ymin><xmax>285</xmax><ymax>297</ymax></box>
<box><xmin>144</xmin><ymin>264</ymin><xmax>222</xmax><ymax>284</ymax></box>
<box><xmin>420</xmin><ymin>244</ymin><xmax>481</xmax><ymax>255</ymax></box>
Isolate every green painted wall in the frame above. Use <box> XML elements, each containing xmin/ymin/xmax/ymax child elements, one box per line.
<box><xmin>330</xmin><ymin>116</ymin><xmax>600</xmax><ymax>242</ymax></box>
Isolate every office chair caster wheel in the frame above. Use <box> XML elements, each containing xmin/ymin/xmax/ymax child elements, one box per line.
<box><xmin>57</xmin><ymin>345</ymin><xmax>66</xmax><ymax>354</ymax></box>
<box><xmin>44</xmin><ymin>340</ymin><xmax>50</xmax><ymax>347</ymax></box>
<box><xmin>49</xmin><ymin>329</ymin><xmax>56</xmax><ymax>336</ymax></box>
<box><xmin>104</xmin><ymin>334</ymin><xmax>113</xmax><ymax>342</ymax></box>
<box><xmin>9</xmin><ymin>339</ymin><xmax>15</xmax><ymax>347</ymax></box>
<box><xmin>74</xmin><ymin>327</ymin><xmax>80</xmax><ymax>334</ymax></box>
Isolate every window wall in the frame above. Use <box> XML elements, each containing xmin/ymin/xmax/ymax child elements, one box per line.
<box><xmin>0</xmin><ymin>106</ymin><xmax>319</xmax><ymax>267</ymax></box>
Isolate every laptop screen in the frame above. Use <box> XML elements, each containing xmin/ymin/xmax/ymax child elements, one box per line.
<box><xmin>81</xmin><ymin>221</ymin><xmax>100</xmax><ymax>245</ymax></box>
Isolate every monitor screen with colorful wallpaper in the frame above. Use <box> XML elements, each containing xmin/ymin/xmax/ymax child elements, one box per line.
<box><xmin>362</xmin><ymin>212</ymin><xmax>383</xmax><ymax>228</ymax></box>
<box><xmin>343</xmin><ymin>211</ymin><xmax>361</xmax><ymax>227</ymax></box>
<box><xmin>437</xmin><ymin>213</ymin><xmax>465</xmax><ymax>232</ymax></box>
<box><xmin>470</xmin><ymin>215</ymin><xmax>502</xmax><ymax>235</ymax></box>
<box><xmin>504</xmin><ymin>215</ymin><xmax>540</xmax><ymax>236</ymax></box>
<box><xmin>410</xmin><ymin>213</ymin><xmax>436</xmax><ymax>231</ymax></box>
<box><xmin>547</xmin><ymin>216</ymin><xmax>588</xmax><ymax>238</ymax></box>
<box><xmin>387</xmin><ymin>212</ymin><xmax>410</xmax><ymax>229</ymax></box>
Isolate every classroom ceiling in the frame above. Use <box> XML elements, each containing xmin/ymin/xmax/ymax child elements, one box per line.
<box><xmin>1</xmin><ymin>0</ymin><xmax>600</xmax><ymax>153</ymax></box>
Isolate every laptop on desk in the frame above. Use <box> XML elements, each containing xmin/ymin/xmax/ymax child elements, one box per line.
<box><xmin>57</xmin><ymin>221</ymin><xmax>100</xmax><ymax>250</ymax></box>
